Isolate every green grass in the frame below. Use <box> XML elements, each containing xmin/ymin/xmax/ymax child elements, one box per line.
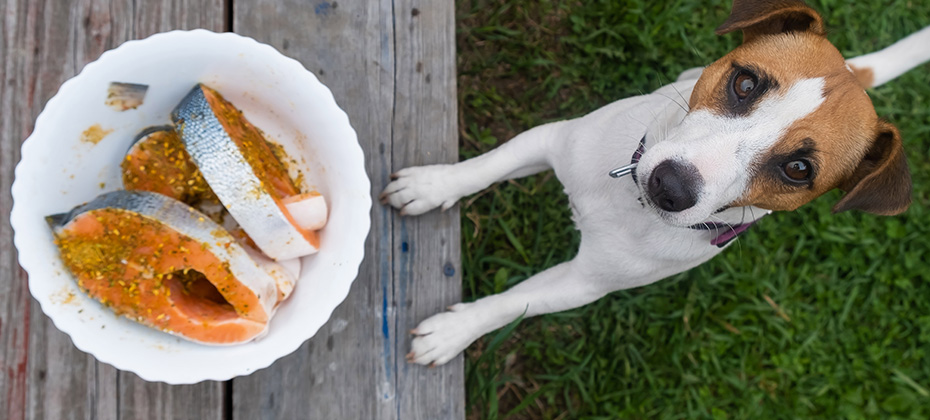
<box><xmin>455</xmin><ymin>0</ymin><xmax>930</xmax><ymax>418</ymax></box>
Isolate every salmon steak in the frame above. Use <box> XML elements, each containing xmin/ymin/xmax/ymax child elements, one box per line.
<box><xmin>121</xmin><ymin>125</ymin><xmax>218</xmax><ymax>205</ymax></box>
<box><xmin>172</xmin><ymin>84</ymin><xmax>326</xmax><ymax>260</ymax></box>
<box><xmin>47</xmin><ymin>190</ymin><xmax>292</xmax><ymax>345</ymax></box>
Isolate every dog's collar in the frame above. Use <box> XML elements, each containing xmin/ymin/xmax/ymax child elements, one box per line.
<box><xmin>609</xmin><ymin>135</ymin><xmax>756</xmax><ymax>248</ymax></box>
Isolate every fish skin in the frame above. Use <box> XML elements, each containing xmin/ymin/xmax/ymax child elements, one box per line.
<box><xmin>47</xmin><ymin>190</ymin><xmax>284</xmax><ymax>334</ymax></box>
<box><xmin>172</xmin><ymin>85</ymin><xmax>317</xmax><ymax>260</ymax></box>
<box><xmin>44</xmin><ymin>213</ymin><xmax>68</xmax><ymax>229</ymax></box>
<box><xmin>105</xmin><ymin>82</ymin><xmax>148</xmax><ymax>111</ymax></box>
<box><xmin>125</xmin><ymin>125</ymin><xmax>175</xmax><ymax>153</ymax></box>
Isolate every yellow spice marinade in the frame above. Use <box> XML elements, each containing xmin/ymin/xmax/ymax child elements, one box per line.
<box><xmin>201</xmin><ymin>86</ymin><xmax>300</xmax><ymax>202</ymax></box>
<box><xmin>51</xmin><ymin>207</ymin><xmax>268</xmax><ymax>338</ymax></box>
<box><xmin>121</xmin><ymin>128</ymin><xmax>219</xmax><ymax>206</ymax></box>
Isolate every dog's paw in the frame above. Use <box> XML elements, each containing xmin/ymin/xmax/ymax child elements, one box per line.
<box><xmin>380</xmin><ymin>165</ymin><xmax>461</xmax><ymax>216</ymax></box>
<box><xmin>407</xmin><ymin>304</ymin><xmax>481</xmax><ymax>366</ymax></box>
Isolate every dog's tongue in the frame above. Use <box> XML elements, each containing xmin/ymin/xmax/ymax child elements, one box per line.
<box><xmin>709</xmin><ymin>222</ymin><xmax>755</xmax><ymax>247</ymax></box>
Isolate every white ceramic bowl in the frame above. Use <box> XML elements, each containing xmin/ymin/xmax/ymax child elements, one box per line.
<box><xmin>10</xmin><ymin>30</ymin><xmax>370</xmax><ymax>383</ymax></box>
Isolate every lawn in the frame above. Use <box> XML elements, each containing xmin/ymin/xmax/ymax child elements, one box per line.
<box><xmin>454</xmin><ymin>0</ymin><xmax>930</xmax><ymax>418</ymax></box>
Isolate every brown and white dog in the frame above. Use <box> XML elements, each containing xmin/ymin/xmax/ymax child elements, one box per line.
<box><xmin>381</xmin><ymin>0</ymin><xmax>930</xmax><ymax>366</ymax></box>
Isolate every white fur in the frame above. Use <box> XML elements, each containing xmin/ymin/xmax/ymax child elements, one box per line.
<box><xmin>382</xmin><ymin>26</ymin><xmax>928</xmax><ymax>367</ymax></box>
<box><xmin>847</xmin><ymin>26</ymin><xmax>930</xmax><ymax>88</ymax></box>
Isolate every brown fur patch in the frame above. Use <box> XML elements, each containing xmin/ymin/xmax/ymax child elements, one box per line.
<box><xmin>716</xmin><ymin>0</ymin><xmax>826</xmax><ymax>42</ymax></box>
<box><xmin>848</xmin><ymin>64</ymin><xmax>875</xmax><ymax>89</ymax></box>
<box><xmin>832</xmin><ymin>121</ymin><xmax>911</xmax><ymax>215</ymax></box>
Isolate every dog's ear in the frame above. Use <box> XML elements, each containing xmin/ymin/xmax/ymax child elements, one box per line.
<box><xmin>716</xmin><ymin>0</ymin><xmax>826</xmax><ymax>43</ymax></box>
<box><xmin>833</xmin><ymin>121</ymin><xmax>911</xmax><ymax>216</ymax></box>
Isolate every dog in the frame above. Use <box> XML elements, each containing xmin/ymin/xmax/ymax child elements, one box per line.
<box><xmin>381</xmin><ymin>0</ymin><xmax>930</xmax><ymax>366</ymax></box>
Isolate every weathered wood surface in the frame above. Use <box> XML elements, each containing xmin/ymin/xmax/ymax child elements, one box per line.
<box><xmin>1</xmin><ymin>0</ymin><xmax>462</xmax><ymax>419</ymax></box>
<box><xmin>232</xmin><ymin>1</ymin><xmax>463</xmax><ymax>419</ymax></box>
<box><xmin>391</xmin><ymin>2</ymin><xmax>464</xmax><ymax>418</ymax></box>
<box><xmin>0</xmin><ymin>1</ymin><xmax>227</xmax><ymax>419</ymax></box>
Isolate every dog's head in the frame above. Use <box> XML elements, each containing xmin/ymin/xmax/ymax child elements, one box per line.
<box><xmin>636</xmin><ymin>0</ymin><xmax>911</xmax><ymax>227</ymax></box>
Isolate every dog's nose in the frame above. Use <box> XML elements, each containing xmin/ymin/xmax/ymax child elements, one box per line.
<box><xmin>647</xmin><ymin>160</ymin><xmax>701</xmax><ymax>212</ymax></box>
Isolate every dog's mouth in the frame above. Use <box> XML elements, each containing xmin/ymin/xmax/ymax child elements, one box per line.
<box><xmin>690</xmin><ymin>220</ymin><xmax>758</xmax><ymax>247</ymax></box>
<box><xmin>624</xmin><ymin>163</ymin><xmax>758</xmax><ymax>247</ymax></box>
<box><xmin>684</xmin><ymin>205</ymin><xmax>734</xmax><ymax>228</ymax></box>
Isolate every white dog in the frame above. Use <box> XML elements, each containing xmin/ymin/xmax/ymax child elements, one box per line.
<box><xmin>382</xmin><ymin>0</ymin><xmax>930</xmax><ymax>366</ymax></box>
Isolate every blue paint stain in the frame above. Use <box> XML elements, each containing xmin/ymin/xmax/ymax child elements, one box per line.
<box><xmin>443</xmin><ymin>262</ymin><xmax>455</xmax><ymax>277</ymax></box>
<box><xmin>381</xmin><ymin>34</ymin><xmax>391</xmax><ymax>68</ymax></box>
<box><xmin>379</xmin><ymin>204</ymin><xmax>392</xmax><ymax>380</ymax></box>
<box><xmin>381</xmin><ymin>286</ymin><xmax>391</xmax><ymax>380</ymax></box>
<box><xmin>314</xmin><ymin>2</ymin><xmax>332</xmax><ymax>16</ymax></box>
<box><xmin>382</xmin><ymin>293</ymin><xmax>389</xmax><ymax>339</ymax></box>
<box><xmin>399</xmin><ymin>219</ymin><xmax>410</xmax><ymax>375</ymax></box>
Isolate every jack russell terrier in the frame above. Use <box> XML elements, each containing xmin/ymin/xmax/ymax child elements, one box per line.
<box><xmin>381</xmin><ymin>0</ymin><xmax>930</xmax><ymax>366</ymax></box>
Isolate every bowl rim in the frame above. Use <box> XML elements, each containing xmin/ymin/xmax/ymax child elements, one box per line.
<box><xmin>10</xmin><ymin>29</ymin><xmax>372</xmax><ymax>383</ymax></box>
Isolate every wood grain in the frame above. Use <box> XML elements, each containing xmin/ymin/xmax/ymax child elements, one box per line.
<box><xmin>118</xmin><ymin>377</ymin><xmax>225</xmax><ymax>420</ymax></box>
<box><xmin>392</xmin><ymin>1</ymin><xmax>464</xmax><ymax>417</ymax></box>
<box><xmin>0</xmin><ymin>1</ymin><xmax>225</xmax><ymax>419</ymax></box>
<box><xmin>232</xmin><ymin>0</ymin><xmax>463</xmax><ymax>418</ymax></box>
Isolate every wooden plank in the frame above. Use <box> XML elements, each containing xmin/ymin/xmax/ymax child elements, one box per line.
<box><xmin>231</xmin><ymin>0</ymin><xmax>399</xmax><ymax>418</ymax></box>
<box><xmin>132</xmin><ymin>0</ymin><xmax>227</xmax><ymax>37</ymax></box>
<box><xmin>118</xmin><ymin>377</ymin><xmax>225</xmax><ymax>420</ymax></box>
<box><xmin>391</xmin><ymin>2</ymin><xmax>464</xmax><ymax>418</ymax></box>
<box><xmin>232</xmin><ymin>0</ymin><xmax>463</xmax><ymax>418</ymax></box>
<box><xmin>0</xmin><ymin>1</ymin><xmax>225</xmax><ymax>419</ymax></box>
<box><xmin>0</xmin><ymin>2</ymin><xmax>39</xmax><ymax>418</ymax></box>
<box><xmin>1</xmin><ymin>2</ymin><xmax>123</xmax><ymax>419</ymax></box>
<box><xmin>25</xmin><ymin>324</ymin><xmax>119</xmax><ymax>420</ymax></box>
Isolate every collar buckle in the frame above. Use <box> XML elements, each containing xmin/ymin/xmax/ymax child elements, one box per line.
<box><xmin>609</xmin><ymin>135</ymin><xmax>647</xmax><ymax>183</ymax></box>
<box><xmin>609</xmin><ymin>163</ymin><xmax>637</xmax><ymax>178</ymax></box>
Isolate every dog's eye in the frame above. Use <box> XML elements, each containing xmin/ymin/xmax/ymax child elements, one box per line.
<box><xmin>782</xmin><ymin>160</ymin><xmax>811</xmax><ymax>182</ymax></box>
<box><xmin>733</xmin><ymin>71</ymin><xmax>757</xmax><ymax>100</ymax></box>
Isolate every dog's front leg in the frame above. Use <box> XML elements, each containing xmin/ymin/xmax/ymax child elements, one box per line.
<box><xmin>408</xmin><ymin>259</ymin><xmax>609</xmax><ymax>366</ymax></box>
<box><xmin>381</xmin><ymin>121</ymin><xmax>568</xmax><ymax>215</ymax></box>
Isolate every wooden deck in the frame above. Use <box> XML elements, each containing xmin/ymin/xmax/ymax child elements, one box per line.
<box><xmin>0</xmin><ymin>1</ymin><xmax>463</xmax><ymax>419</ymax></box>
